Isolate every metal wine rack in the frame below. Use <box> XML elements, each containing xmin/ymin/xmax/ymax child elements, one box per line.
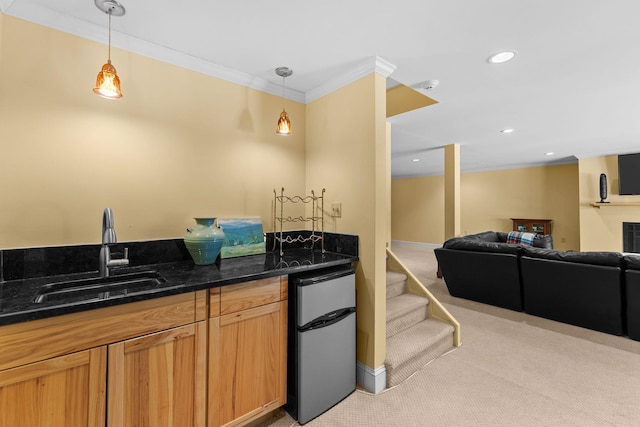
<box><xmin>273</xmin><ymin>187</ymin><xmax>325</xmax><ymax>256</ymax></box>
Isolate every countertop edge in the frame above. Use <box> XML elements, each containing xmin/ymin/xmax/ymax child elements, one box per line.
<box><xmin>0</xmin><ymin>251</ymin><xmax>358</xmax><ymax>326</ymax></box>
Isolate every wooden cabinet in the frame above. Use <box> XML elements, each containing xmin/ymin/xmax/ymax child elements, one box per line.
<box><xmin>107</xmin><ymin>322</ymin><xmax>207</xmax><ymax>427</ymax></box>
<box><xmin>511</xmin><ymin>218</ymin><xmax>553</xmax><ymax>235</ymax></box>
<box><xmin>0</xmin><ymin>347</ymin><xmax>106</xmax><ymax>427</ymax></box>
<box><xmin>0</xmin><ymin>292</ymin><xmax>205</xmax><ymax>427</ymax></box>
<box><xmin>0</xmin><ymin>276</ymin><xmax>289</xmax><ymax>427</ymax></box>
<box><xmin>209</xmin><ymin>277</ymin><xmax>288</xmax><ymax>427</ymax></box>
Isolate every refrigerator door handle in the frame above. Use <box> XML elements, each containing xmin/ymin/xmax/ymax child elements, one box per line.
<box><xmin>299</xmin><ymin>307</ymin><xmax>355</xmax><ymax>331</ymax></box>
<box><xmin>296</xmin><ymin>268</ymin><xmax>354</xmax><ymax>286</ymax></box>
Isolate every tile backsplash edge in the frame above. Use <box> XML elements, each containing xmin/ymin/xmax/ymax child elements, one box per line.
<box><xmin>1</xmin><ymin>233</ymin><xmax>358</xmax><ymax>282</ymax></box>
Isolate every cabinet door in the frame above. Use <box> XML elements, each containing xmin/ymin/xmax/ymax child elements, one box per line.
<box><xmin>0</xmin><ymin>347</ymin><xmax>106</xmax><ymax>427</ymax></box>
<box><xmin>211</xmin><ymin>301</ymin><xmax>287</xmax><ymax>427</ymax></box>
<box><xmin>108</xmin><ymin>322</ymin><xmax>207</xmax><ymax>427</ymax></box>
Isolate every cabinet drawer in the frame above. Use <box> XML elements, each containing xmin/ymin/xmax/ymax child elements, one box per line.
<box><xmin>0</xmin><ymin>292</ymin><xmax>204</xmax><ymax>371</ymax></box>
<box><xmin>220</xmin><ymin>277</ymin><xmax>282</xmax><ymax>315</ymax></box>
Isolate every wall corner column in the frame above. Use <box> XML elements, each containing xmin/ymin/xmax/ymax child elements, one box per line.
<box><xmin>444</xmin><ymin>144</ymin><xmax>460</xmax><ymax>240</ymax></box>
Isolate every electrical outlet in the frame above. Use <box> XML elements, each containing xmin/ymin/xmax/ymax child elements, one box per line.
<box><xmin>331</xmin><ymin>202</ymin><xmax>342</xmax><ymax>218</ymax></box>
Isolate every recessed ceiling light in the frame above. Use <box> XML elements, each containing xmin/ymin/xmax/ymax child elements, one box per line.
<box><xmin>488</xmin><ymin>51</ymin><xmax>517</xmax><ymax>64</ymax></box>
<box><xmin>412</xmin><ymin>158</ymin><xmax>420</xmax><ymax>162</ymax></box>
<box><xmin>501</xmin><ymin>128</ymin><xmax>514</xmax><ymax>133</ymax></box>
<box><xmin>545</xmin><ymin>152</ymin><xmax>555</xmax><ymax>156</ymax></box>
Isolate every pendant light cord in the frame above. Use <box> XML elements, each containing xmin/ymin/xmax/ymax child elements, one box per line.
<box><xmin>107</xmin><ymin>10</ymin><xmax>112</xmax><ymax>63</ymax></box>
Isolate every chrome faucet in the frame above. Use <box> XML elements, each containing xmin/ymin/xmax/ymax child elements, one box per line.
<box><xmin>99</xmin><ymin>208</ymin><xmax>129</xmax><ymax>277</ymax></box>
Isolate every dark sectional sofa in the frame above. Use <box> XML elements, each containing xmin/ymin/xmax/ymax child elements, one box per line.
<box><xmin>434</xmin><ymin>231</ymin><xmax>639</xmax><ymax>339</ymax></box>
<box><xmin>435</xmin><ymin>232</ymin><xmax>527</xmax><ymax>312</ymax></box>
<box><xmin>625</xmin><ymin>256</ymin><xmax>640</xmax><ymax>340</ymax></box>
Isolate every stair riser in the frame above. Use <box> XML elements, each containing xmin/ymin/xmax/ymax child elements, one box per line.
<box><xmin>386</xmin><ymin>335</ymin><xmax>453</xmax><ymax>388</ymax></box>
<box><xmin>386</xmin><ymin>281</ymin><xmax>407</xmax><ymax>299</ymax></box>
<box><xmin>385</xmin><ymin>266</ymin><xmax>456</xmax><ymax>390</ymax></box>
<box><xmin>386</xmin><ymin>305</ymin><xmax>429</xmax><ymax>338</ymax></box>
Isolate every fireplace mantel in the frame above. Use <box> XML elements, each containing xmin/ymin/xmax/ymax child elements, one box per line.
<box><xmin>591</xmin><ymin>202</ymin><xmax>640</xmax><ymax>208</ymax></box>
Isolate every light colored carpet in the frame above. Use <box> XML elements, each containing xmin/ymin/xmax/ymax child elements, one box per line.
<box><xmin>255</xmin><ymin>243</ymin><xmax>640</xmax><ymax>427</ymax></box>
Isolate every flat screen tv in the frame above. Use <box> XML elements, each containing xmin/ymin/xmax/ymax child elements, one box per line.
<box><xmin>618</xmin><ymin>153</ymin><xmax>640</xmax><ymax>195</ymax></box>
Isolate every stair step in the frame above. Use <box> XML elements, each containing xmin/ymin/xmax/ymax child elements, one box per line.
<box><xmin>386</xmin><ymin>293</ymin><xmax>429</xmax><ymax>338</ymax></box>
<box><xmin>386</xmin><ymin>271</ymin><xmax>407</xmax><ymax>285</ymax></box>
<box><xmin>385</xmin><ymin>319</ymin><xmax>455</xmax><ymax>388</ymax></box>
<box><xmin>386</xmin><ymin>271</ymin><xmax>408</xmax><ymax>299</ymax></box>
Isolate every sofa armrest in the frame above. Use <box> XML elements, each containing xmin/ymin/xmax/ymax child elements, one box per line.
<box><xmin>522</xmin><ymin>247</ymin><xmax>623</xmax><ymax>267</ymax></box>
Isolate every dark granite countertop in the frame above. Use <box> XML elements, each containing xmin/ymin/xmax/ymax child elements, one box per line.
<box><xmin>0</xmin><ymin>248</ymin><xmax>357</xmax><ymax>326</ymax></box>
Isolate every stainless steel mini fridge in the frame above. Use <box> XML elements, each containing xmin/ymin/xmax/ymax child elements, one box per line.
<box><xmin>285</xmin><ymin>265</ymin><xmax>356</xmax><ymax>425</ymax></box>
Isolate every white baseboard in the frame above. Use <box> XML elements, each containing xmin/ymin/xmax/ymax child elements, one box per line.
<box><xmin>391</xmin><ymin>240</ymin><xmax>441</xmax><ymax>249</ymax></box>
<box><xmin>356</xmin><ymin>362</ymin><xmax>386</xmax><ymax>394</ymax></box>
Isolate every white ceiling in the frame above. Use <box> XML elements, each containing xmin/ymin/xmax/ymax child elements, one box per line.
<box><xmin>3</xmin><ymin>0</ymin><xmax>640</xmax><ymax>177</ymax></box>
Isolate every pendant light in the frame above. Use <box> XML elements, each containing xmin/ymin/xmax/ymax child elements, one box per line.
<box><xmin>275</xmin><ymin>67</ymin><xmax>293</xmax><ymax>135</ymax></box>
<box><xmin>93</xmin><ymin>0</ymin><xmax>126</xmax><ymax>99</ymax></box>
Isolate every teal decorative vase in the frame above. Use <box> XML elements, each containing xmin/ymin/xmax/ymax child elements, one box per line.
<box><xmin>184</xmin><ymin>218</ymin><xmax>226</xmax><ymax>265</ymax></box>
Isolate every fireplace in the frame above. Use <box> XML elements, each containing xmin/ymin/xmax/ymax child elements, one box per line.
<box><xmin>623</xmin><ymin>222</ymin><xmax>640</xmax><ymax>253</ymax></box>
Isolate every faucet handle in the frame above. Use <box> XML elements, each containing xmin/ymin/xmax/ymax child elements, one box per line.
<box><xmin>108</xmin><ymin>247</ymin><xmax>130</xmax><ymax>269</ymax></box>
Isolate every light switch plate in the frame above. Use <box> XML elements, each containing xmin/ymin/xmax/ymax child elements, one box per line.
<box><xmin>331</xmin><ymin>202</ymin><xmax>342</xmax><ymax>218</ymax></box>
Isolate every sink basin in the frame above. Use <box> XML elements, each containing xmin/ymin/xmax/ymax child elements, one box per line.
<box><xmin>33</xmin><ymin>271</ymin><xmax>166</xmax><ymax>304</ymax></box>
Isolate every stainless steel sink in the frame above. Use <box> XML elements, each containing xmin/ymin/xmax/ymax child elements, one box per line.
<box><xmin>33</xmin><ymin>271</ymin><xmax>166</xmax><ymax>304</ymax></box>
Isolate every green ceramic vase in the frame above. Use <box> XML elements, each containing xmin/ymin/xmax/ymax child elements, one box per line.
<box><xmin>184</xmin><ymin>218</ymin><xmax>226</xmax><ymax>265</ymax></box>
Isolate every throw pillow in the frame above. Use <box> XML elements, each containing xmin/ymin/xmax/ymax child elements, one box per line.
<box><xmin>506</xmin><ymin>231</ymin><xmax>536</xmax><ymax>246</ymax></box>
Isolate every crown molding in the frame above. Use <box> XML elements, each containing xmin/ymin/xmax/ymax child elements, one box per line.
<box><xmin>305</xmin><ymin>56</ymin><xmax>397</xmax><ymax>103</ymax></box>
<box><xmin>1</xmin><ymin>3</ymin><xmax>308</xmax><ymax>104</ymax></box>
<box><xmin>117</xmin><ymin>38</ymin><xmax>307</xmax><ymax>104</ymax></box>
<box><xmin>574</xmin><ymin>149</ymin><xmax>640</xmax><ymax>160</ymax></box>
<box><xmin>0</xmin><ymin>0</ymin><xmax>17</xmax><ymax>13</ymax></box>
<box><xmin>2</xmin><ymin>5</ymin><xmax>393</xmax><ymax>105</ymax></box>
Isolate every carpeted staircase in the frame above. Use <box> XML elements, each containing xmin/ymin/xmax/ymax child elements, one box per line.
<box><xmin>385</xmin><ymin>270</ymin><xmax>455</xmax><ymax>388</ymax></box>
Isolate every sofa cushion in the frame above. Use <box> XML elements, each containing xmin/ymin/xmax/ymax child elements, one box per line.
<box><xmin>624</xmin><ymin>254</ymin><xmax>640</xmax><ymax>270</ymax></box>
<box><xmin>464</xmin><ymin>231</ymin><xmax>502</xmax><ymax>242</ymax></box>
<box><xmin>532</xmin><ymin>234</ymin><xmax>554</xmax><ymax>249</ymax></box>
<box><xmin>443</xmin><ymin>238</ymin><xmax>523</xmax><ymax>255</ymax></box>
<box><xmin>454</xmin><ymin>230</ymin><xmax>552</xmax><ymax>248</ymax></box>
<box><xmin>522</xmin><ymin>246</ymin><xmax>623</xmax><ymax>267</ymax></box>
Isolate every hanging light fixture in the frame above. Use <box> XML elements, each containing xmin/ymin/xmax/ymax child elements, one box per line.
<box><xmin>93</xmin><ymin>0</ymin><xmax>126</xmax><ymax>99</ymax></box>
<box><xmin>275</xmin><ymin>67</ymin><xmax>293</xmax><ymax>135</ymax></box>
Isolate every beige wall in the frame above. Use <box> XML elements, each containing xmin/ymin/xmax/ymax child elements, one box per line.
<box><xmin>0</xmin><ymin>15</ymin><xmax>306</xmax><ymax>248</ymax></box>
<box><xmin>306</xmin><ymin>73</ymin><xmax>388</xmax><ymax>369</ymax></box>
<box><xmin>1</xmin><ymin>14</ymin><xmax>390</xmax><ymax>379</ymax></box>
<box><xmin>391</xmin><ymin>174</ymin><xmax>445</xmax><ymax>243</ymax></box>
<box><xmin>0</xmin><ymin>13</ymin><xmax>4</xmax><ymax>61</ymax></box>
<box><xmin>392</xmin><ymin>163</ymin><xmax>580</xmax><ymax>250</ymax></box>
<box><xmin>578</xmin><ymin>155</ymin><xmax>640</xmax><ymax>251</ymax></box>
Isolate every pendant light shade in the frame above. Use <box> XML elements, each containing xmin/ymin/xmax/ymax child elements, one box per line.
<box><xmin>94</xmin><ymin>60</ymin><xmax>122</xmax><ymax>99</ymax></box>
<box><xmin>275</xmin><ymin>67</ymin><xmax>293</xmax><ymax>135</ymax></box>
<box><xmin>276</xmin><ymin>109</ymin><xmax>291</xmax><ymax>135</ymax></box>
<box><xmin>93</xmin><ymin>0</ymin><xmax>125</xmax><ymax>99</ymax></box>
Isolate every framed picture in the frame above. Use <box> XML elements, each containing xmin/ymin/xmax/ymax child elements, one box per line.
<box><xmin>218</xmin><ymin>218</ymin><xmax>266</xmax><ymax>259</ymax></box>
